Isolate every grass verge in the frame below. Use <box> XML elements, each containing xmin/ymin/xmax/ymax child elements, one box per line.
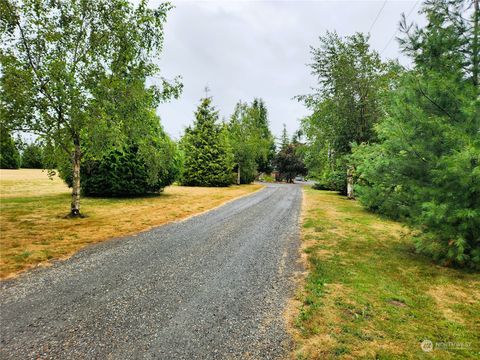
<box><xmin>289</xmin><ymin>187</ymin><xmax>479</xmax><ymax>359</ymax></box>
<box><xmin>0</xmin><ymin>169</ymin><xmax>261</xmax><ymax>279</ymax></box>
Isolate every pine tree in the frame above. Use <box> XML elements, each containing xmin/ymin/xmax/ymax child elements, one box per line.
<box><xmin>250</xmin><ymin>98</ymin><xmax>275</xmax><ymax>173</ymax></box>
<box><xmin>280</xmin><ymin>124</ymin><xmax>289</xmax><ymax>149</ymax></box>
<box><xmin>353</xmin><ymin>0</ymin><xmax>480</xmax><ymax>268</ymax></box>
<box><xmin>181</xmin><ymin>98</ymin><xmax>234</xmax><ymax>187</ymax></box>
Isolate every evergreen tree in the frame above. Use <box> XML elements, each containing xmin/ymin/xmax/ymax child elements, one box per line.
<box><xmin>279</xmin><ymin>124</ymin><xmax>289</xmax><ymax>149</ymax></box>
<box><xmin>0</xmin><ymin>126</ymin><xmax>20</xmax><ymax>169</ymax></box>
<box><xmin>181</xmin><ymin>98</ymin><xmax>233</xmax><ymax>187</ymax></box>
<box><xmin>250</xmin><ymin>98</ymin><xmax>275</xmax><ymax>173</ymax></box>
<box><xmin>353</xmin><ymin>0</ymin><xmax>480</xmax><ymax>268</ymax></box>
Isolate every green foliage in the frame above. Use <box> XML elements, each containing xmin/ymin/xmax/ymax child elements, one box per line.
<box><xmin>250</xmin><ymin>98</ymin><xmax>276</xmax><ymax>174</ymax></box>
<box><xmin>0</xmin><ymin>126</ymin><xmax>20</xmax><ymax>169</ymax></box>
<box><xmin>181</xmin><ymin>98</ymin><xmax>234</xmax><ymax>187</ymax></box>
<box><xmin>258</xmin><ymin>174</ymin><xmax>275</xmax><ymax>183</ymax></box>
<box><xmin>21</xmin><ymin>142</ymin><xmax>43</xmax><ymax>168</ymax></box>
<box><xmin>298</xmin><ymin>32</ymin><xmax>395</xmax><ymax>186</ymax></box>
<box><xmin>81</xmin><ymin>142</ymin><xmax>177</xmax><ymax>197</ymax></box>
<box><xmin>353</xmin><ymin>0</ymin><xmax>480</xmax><ymax>268</ymax></box>
<box><xmin>0</xmin><ymin>0</ymin><xmax>181</xmax><ymax>214</ymax></box>
<box><xmin>227</xmin><ymin>99</ymin><xmax>275</xmax><ymax>184</ymax></box>
<box><xmin>59</xmin><ymin>112</ymin><xmax>179</xmax><ymax>196</ymax></box>
<box><xmin>312</xmin><ymin>168</ymin><xmax>347</xmax><ymax>194</ymax></box>
<box><xmin>274</xmin><ymin>131</ymin><xmax>307</xmax><ymax>183</ymax></box>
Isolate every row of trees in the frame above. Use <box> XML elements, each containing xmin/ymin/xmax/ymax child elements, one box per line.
<box><xmin>0</xmin><ymin>127</ymin><xmax>45</xmax><ymax>169</ymax></box>
<box><xmin>179</xmin><ymin>96</ymin><xmax>308</xmax><ymax>186</ymax></box>
<box><xmin>1</xmin><ymin>1</ymin><xmax>307</xmax><ymax>217</ymax></box>
<box><xmin>2</xmin><ymin>87</ymin><xmax>302</xmax><ymax>191</ymax></box>
<box><xmin>299</xmin><ymin>0</ymin><xmax>479</xmax><ymax>268</ymax></box>
<box><xmin>1</xmin><ymin>3</ymin><xmax>306</xmax><ymax>215</ymax></box>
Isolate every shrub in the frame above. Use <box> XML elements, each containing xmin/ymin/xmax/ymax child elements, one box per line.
<box><xmin>81</xmin><ymin>141</ymin><xmax>178</xmax><ymax>196</ymax></box>
<box><xmin>312</xmin><ymin>168</ymin><xmax>347</xmax><ymax>194</ymax></box>
<box><xmin>59</xmin><ymin>139</ymin><xmax>179</xmax><ymax>197</ymax></box>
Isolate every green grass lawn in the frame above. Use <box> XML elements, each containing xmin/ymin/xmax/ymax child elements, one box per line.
<box><xmin>290</xmin><ymin>187</ymin><xmax>479</xmax><ymax>359</ymax></box>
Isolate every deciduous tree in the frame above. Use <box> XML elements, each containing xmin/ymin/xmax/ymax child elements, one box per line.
<box><xmin>227</xmin><ymin>99</ymin><xmax>275</xmax><ymax>184</ymax></box>
<box><xmin>0</xmin><ymin>0</ymin><xmax>181</xmax><ymax>216</ymax></box>
<box><xmin>298</xmin><ymin>32</ymin><xmax>395</xmax><ymax>193</ymax></box>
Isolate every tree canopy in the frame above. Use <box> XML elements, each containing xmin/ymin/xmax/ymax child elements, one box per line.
<box><xmin>227</xmin><ymin>98</ymin><xmax>275</xmax><ymax>184</ymax></box>
<box><xmin>298</xmin><ymin>32</ymin><xmax>395</xmax><ymax>193</ymax></box>
<box><xmin>274</xmin><ymin>126</ymin><xmax>307</xmax><ymax>183</ymax></box>
<box><xmin>0</xmin><ymin>0</ymin><xmax>181</xmax><ymax>215</ymax></box>
<box><xmin>21</xmin><ymin>141</ymin><xmax>43</xmax><ymax>168</ymax></box>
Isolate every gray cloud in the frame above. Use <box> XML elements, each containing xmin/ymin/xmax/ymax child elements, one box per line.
<box><xmin>153</xmin><ymin>0</ymin><xmax>425</xmax><ymax>139</ymax></box>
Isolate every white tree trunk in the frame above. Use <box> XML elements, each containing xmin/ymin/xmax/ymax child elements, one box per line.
<box><xmin>237</xmin><ymin>164</ymin><xmax>241</xmax><ymax>185</ymax></box>
<box><xmin>70</xmin><ymin>140</ymin><xmax>81</xmax><ymax>216</ymax></box>
<box><xmin>347</xmin><ymin>166</ymin><xmax>354</xmax><ymax>200</ymax></box>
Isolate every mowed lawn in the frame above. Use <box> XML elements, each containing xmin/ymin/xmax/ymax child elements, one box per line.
<box><xmin>0</xmin><ymin>169</ymin><xmax>261</xmax><ymax>279</ymax></box>
<box><xmin>290</xmin><ymin>187</ymin><xmax>480</xmax><ymax>359</ymax></box>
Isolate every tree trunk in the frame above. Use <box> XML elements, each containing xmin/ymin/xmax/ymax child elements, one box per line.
<box><xmin>347</xmin><ymin>166</ymin><xmax>354</xmax><ymax>199</ymax></box>
<box><xmin>237</xmin><ymin>164</ymin><xmax>241</xmax><ymax>185</ymax></box>
<box><xmin>70</xmin><ymin>138</ymin><xmax>81</xmax><ymax>217</ymax></box>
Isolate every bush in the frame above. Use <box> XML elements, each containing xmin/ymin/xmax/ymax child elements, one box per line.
<box><xmin>258</xmin><ymin>173</ymin><xmax>274</xmax><ymax>183</ymax></box>
<box><xmin>312</xmin><ymin>168</ymin><xmax>347</xmax><ymax>194</ymax></box>
<box><xmin>59</xmin><ymin>140</ymin><xmax>179</xmax><ymax>197</ymax></box>
<box><xmin>0</xmin><ymin>126</ymin><xmax>20</xmax><ymax>169</ymax></box>
<box><xmin>21</xmin><ymin>142</ymin><xmax>44</xmax><ymax>168</ymax></box>
<box><xmin>80</xmin><ymin>146</ymin><xmax>169</xmax><ymax>196</ymax></box>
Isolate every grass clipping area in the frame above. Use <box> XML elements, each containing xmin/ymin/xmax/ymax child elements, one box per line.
<box><xmin>289</xmin><ymin>187</ymin><xmax>480</xmax><ymax>359</ymax></box>
<box><xmin>0</xmin><ymin>169</ymin><xmax>261</xmax><ymax>279</ymax></box>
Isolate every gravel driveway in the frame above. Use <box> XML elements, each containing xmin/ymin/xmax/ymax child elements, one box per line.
<box><xmin>0</xmin><ymin>183</ymin><xmax>303</xmax><ymax>359</ymax></box>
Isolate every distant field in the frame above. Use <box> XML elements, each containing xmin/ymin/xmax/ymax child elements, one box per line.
<box><xmin>290</xmin><ymin>188</ymin><xmax>480</xmax><ymax>359</ymax></box>
<box><xmin>0</xmin><ymin>169</ymin><xmax>261</xmax><ymax>279</ymax></box>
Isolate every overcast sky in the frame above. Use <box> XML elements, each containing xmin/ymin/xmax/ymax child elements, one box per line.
<box><xmin>152</xmin><ymin>0</ymin><xmax>426</xmax><ymax>140</ymax></box>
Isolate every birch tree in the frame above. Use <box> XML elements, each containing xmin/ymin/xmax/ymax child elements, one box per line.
<box><xmin>0</xmin><ymin>0</ymin><xmax>181</xmax><ymax>216</ymax></box>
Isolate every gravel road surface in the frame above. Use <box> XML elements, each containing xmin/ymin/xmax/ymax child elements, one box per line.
<box><xmin>0</xmin><ymin>183</ymin><xmax>303</xmax><ymax>359</ymax></box>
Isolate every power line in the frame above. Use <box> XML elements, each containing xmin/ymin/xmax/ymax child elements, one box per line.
<box><xmin>380</xmin><ymin>0</ymin><xmax>421</xmax><ymax>55</ymax></box>
<box><xmin>369</xmin><ymin>0</ymin><xmax>388</xmax><ymax>34</ymax></box>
